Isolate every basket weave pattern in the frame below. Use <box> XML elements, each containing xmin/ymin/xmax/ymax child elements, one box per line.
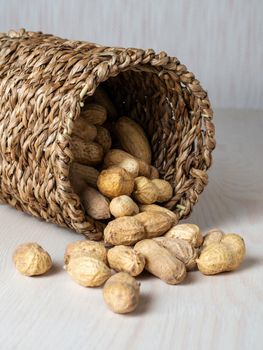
<box><xmin>0</xmin><ymin>29</ymin><xmax>215</xmax><ymax>240</ymax></box>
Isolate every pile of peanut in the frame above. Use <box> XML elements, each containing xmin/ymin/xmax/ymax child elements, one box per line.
<box><xmin>12</xmin><ymin>87</ymin><xmax>246</xmax><ymax>314</ymax></box>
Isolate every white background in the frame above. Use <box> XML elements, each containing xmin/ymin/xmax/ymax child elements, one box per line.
<box><xmin>0</xmin><ymin>0</ymin><xmax>262</xmax><ymax>110</ymax></box>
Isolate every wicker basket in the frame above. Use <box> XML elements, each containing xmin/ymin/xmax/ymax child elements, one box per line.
<box><xmin>0</xmin><ymin>29</ymin><xmax>215</xmax><ymax>240</ymax></box>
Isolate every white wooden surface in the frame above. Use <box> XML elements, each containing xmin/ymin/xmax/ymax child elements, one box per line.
<box><xmin>0</xmin><ymin>0</ymin><xmax>262</xmax><ymax>109</ymax></box>
<box><xmin>0</xmin><ymin>109</ymin><xmax>262</xmax><ymax>350</ymax></box>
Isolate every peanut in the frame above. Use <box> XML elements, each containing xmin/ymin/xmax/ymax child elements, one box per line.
<box><xmin>221</xmin><ymin>234</ymin><xmax>246</xmax><ymax>270</ymax></box>
<box><xmin>136</xmin><ymin>158</ymin><xmax>151</xmax><ymax>177</ymax></box>
<box><xmin>81</xmin><ymin>186</ymin><xmax>110</xmax><ymax>220</ymax></box>
<box><xmin>69</xmin><ymin>175</ymin><xmax>86</xmax><ymax>195</ymax></box>
<box><xmin>149</xmin><ymin>166</ymin><xmax>159</xmax><ymax>179</ymax></box>
<box><xmin>115</xmin><ymin>159</ymin><xmax>139</xmax><ymax>178</ymax></box>
<box><xmin>134</xmin><ymin>239</ymin><xmax>186</xmax><ymax>284</ymax></box>
<box><xmin>104</xmin><ymin>149</ymin><xmax>150</xmax><ymax>177</ymax></box>
<box><xmin>71</xmin><ymin>137</ymin><xmax>104</xmax><ymax>166</ymax></box>
<box><xmin>97</xmin><ymin>167</ymin><xmax>134</xmax><ymax>198</ymax></box>
<box><xmin>73</xmin><ymin>117</ymin><xmax>97</xmax><ymax>141</ymax></box>
<box><xmin>13</xmin><ymin>243</ymin><xmax>52</xmax><ymax>276</ymax></box>
<box><xmin>165</xmin><ymin>223</ymin><xmax>203</xmax><ymax>248</ymax></box>
<box><xmin>133</xmin><ymin>176</ymin><xmax>158</xmax><ymax>204</ymax></box>
<box><xmin>154</xmin><ymin>237</ymin><xmax>198</xmax><ymax>270</ymax></box>
<box><xmin>80</xmin><ymin>103</ymin><xmax>107</xmax><ymax>125</ymax></box>
<box><xmin>138</xmin><ymin>204</ymin><xmax>178</xmax><ymax>225</ymax></box>
<box><xmin>197</xmin><ymin>233</ymin><xmax>245</xmax><ymax>275</ymax></box>
<box><xmin>64</xmin><ymin>240</ymin><xmax>107</xmax><ymax>265</ymax></box>
<box><xmin>151</xmin><ymin>179</ymin><xmax>173</xmax><ymax>203</ymax></box>
<box><xmin>107</xmin><ymin>245</ymin><xmax>145</xmax><ymax>276</ymax></box>
<box><xmin>93</xmin><ymin>86</ymin><xmax>117</xmax><ymax>119</ymax></box>
<box><xmin>103</xmin><ymin>272</ymin><xmax>140</xmax><ymax>314</ymax></box>
<box><xmin>115</xmin><ymin>117</ymin><xmax>152</xmax><ymax>164</ymax></box>
<box><xmin>70</xmin><ymin>163</ymin><xmax>99</xmax><ymax>188</ymax></box>
<box><xmin>65</xmin><ymin>255</ymin><xmax>111</xmax><ymax>287</ymax></box>
<box><xmin>95</xmin><ymin>126</ymin><xmax>112</xmax><ymax>153</ymax></box>
<box><xmin>202</xmin><ymin>228</ymin><xmax>225</xmax><ymax>248</ymax></box>
<box><xmin>104</xmin><ymin>216</ymin><xmax>145</xmax><ymax>246</ymax></box>
<box><xmin>109</xmin><ymin>195</ymin><xmax>139</xmax><ymax>218</ymax></box>
<box><xmin>135</xmin><ymin>211</ymin><xmax>173</xmax><ymax>238</ymax></box>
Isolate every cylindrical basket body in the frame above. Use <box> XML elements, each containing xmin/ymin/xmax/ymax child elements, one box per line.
<box><xmin>0</xmin><ymin>29</ymin><xmax>215</xmax><ymax>240</ymax></box>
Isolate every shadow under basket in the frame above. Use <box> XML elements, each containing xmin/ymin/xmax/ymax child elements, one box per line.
<box><xmin>0</xmin><ymin>29</ymin><xmax>215</xmax><ymax>240</ymax></box>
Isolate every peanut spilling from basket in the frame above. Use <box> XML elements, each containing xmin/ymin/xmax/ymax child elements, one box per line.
<box><xmin>13</xmin><ymin>87</ymin><xmax>246</xmax><ymax>314</ymax></box>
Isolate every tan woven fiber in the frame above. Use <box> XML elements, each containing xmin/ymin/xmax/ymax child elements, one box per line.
<box><xmin>0</xmin><ymin>29</ymin><xmax>215</xmax><ymax>240</ymax></box>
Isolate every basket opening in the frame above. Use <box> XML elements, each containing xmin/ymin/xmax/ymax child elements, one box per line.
<box><xmin>72</xmin><ymin>66</ymin><xmax>210</xmax><ymax>228</ymax></box>
<box><xmin>90</xmin><ymin>69</ymin><xmax>199</xmax><ymax>185</ymax></box>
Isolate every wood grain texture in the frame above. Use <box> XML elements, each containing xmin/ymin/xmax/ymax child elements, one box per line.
<box><xmin>0</xmin><ymin>0</ymin><xmax>262</xmax><ymax>109</ymax></box>
<box><xmin>0</xmin><ymin>109</ymin><xmax>262</xmax><ymax>349</ymax></box>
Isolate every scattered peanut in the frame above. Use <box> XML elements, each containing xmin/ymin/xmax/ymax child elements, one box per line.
<box><xmin>13</xmin><ymin>243</ymin><xmax>52</xmax><ymax>276</ymax></box>
<box><xmin>103</xmin><ymin>272</ymin><xmax>140</xmax><ymax>314</ymax></box>
<box><xmin>64</xmin><ymin>240</ymin><xmax>107</xmax><ymax>265</ymax></box>
<box><xmin>65</xmin><ymin>255</ymin><xmax>111</xmax><ymax>287</ymax></box>
<box><xmin>138</xmin><ymin>204</ymin><xmax>178</xmax><ymax>225</ymax></box>
<box><xmin>107</xmin><ymin>245</ymin><xmax>145</xmax><ymax>276</ymax></box>
<box><xmin>220</xmin><ymin>234</ymin><xmax>246</xmax><ymax>270</ymax></box>
<box><xmin>202</xmin><ymin>228</ymin><xmax>225</xmax><ymax>248</ymax></box>
<box><xmin>135</xmin><ymin>211</ymin><xmax>174</xmax><ymax>238</ymax></box>
<box><xmin>154</xmin><ymin>237</ymin><xmax>198</xmax><ymax>270</ymax></box>
<box><xmin>165</xmin><ymin>223</ymin><xmax>203</xmax><ymax>248</ymax></box>
<box><xmin>197</xmin><ymin>233</ymin><xmax>245</xmax><ymax>275</ymax></box>
<box><xmin>104</xmin><ymin>216</ymin><xmax>146</xmax><ymax>246</ymax></box>
<box><xmin>134</xmin><ymin>239</ymin><xmax>187</xmax><ymax>285</ymax></box>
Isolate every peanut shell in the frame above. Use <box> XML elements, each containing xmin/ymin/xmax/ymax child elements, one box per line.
<box><xmin>73</xmin><ymin>117</ymin><xmax>97</xmax><ymax>141</ymax></box>
<box><xmin>139</xmin><ymin>204</ymin><xmax>178</xmax><ymax>225</ymax></box>
<box><xmin>71</xmin><ymin>137</ymin><xmax>104</xmax><ymax>166</ymax></box>
<box><xmin>13</xmin><ymin>243</ymin><xmax>52</xmax><ymax>276</ymax></box>
<box><xmin>65</xmin><ymin>255</ymin><xmax>111</xmax><ymax>287</ymax></box>
<box><xmin>95</xmin><ymin>126</ymin><xmax>112</xmax><ymax>153</ymax></box>
<box><xmin>81</xmin><ymin>103</ymin><xmax>107</xmax><ymax>125</ymax></box>
<box><xmin>81</xmin><ymin>186</ymin><xmax>110</xmax><ymax>220</ymax></box>
<box><xmin>109</xmin><ymin>195</ymin><xmax>139</xmax><ymax>218</ymax></box>
<box><xmin>107</xmin><ymin>245</ymin><xmax>145</xmax><ymax>276</ymax></box>
<box><xmin>104</xmin><ymin>216</ymin><xmax>146</xmax><ymax>246</ymax></box>
<box><xmin>97</xmin><ymin>167</ymin><xmax>134</xmax><ymax>198</ymax></box>
<box><xmin>115</xmin><ymin>117</ymin><xmax>152</xmax><ymax>164</ymax></box>
<box><xmin>64</xmin><ymin>240</ymin><xmax>107</xmax><ymax>265</ymax></box>
<box><xmin>202</xmin><ymin>228</ymin><xmax>225</xmax><ymax>248</ymax></box>
<box><xmin>103</xmin><ymin>272</ymin><xmax>140</xmax><ymax>314</ymax></box>
<box><xmin>154</xmin><ymin>237</ymin><xmax>198</xmax><ymax>270</ymax></box>
<box><xmin>151</xmin><ymin>179</ymin><xmax>173</xmax><ymax>203</ymax></box>
<box><xmin>133</xmin><ymin>176</ymin><xmax>158</xmax><ymax>204</ymax></box>
<box><xmin>165</xmin><ymin>223</ymin><xmax>203</xmax><ymax>248</ymax></box>
<box><xmin>135</xmin><ymin>211</ymin><xmax>173</xmax><ymax>238</ymax></box>
<box><xmin>134</xmin><ymin>239</ymin><xmax>186</xmax><ymax>284</ymax></box>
